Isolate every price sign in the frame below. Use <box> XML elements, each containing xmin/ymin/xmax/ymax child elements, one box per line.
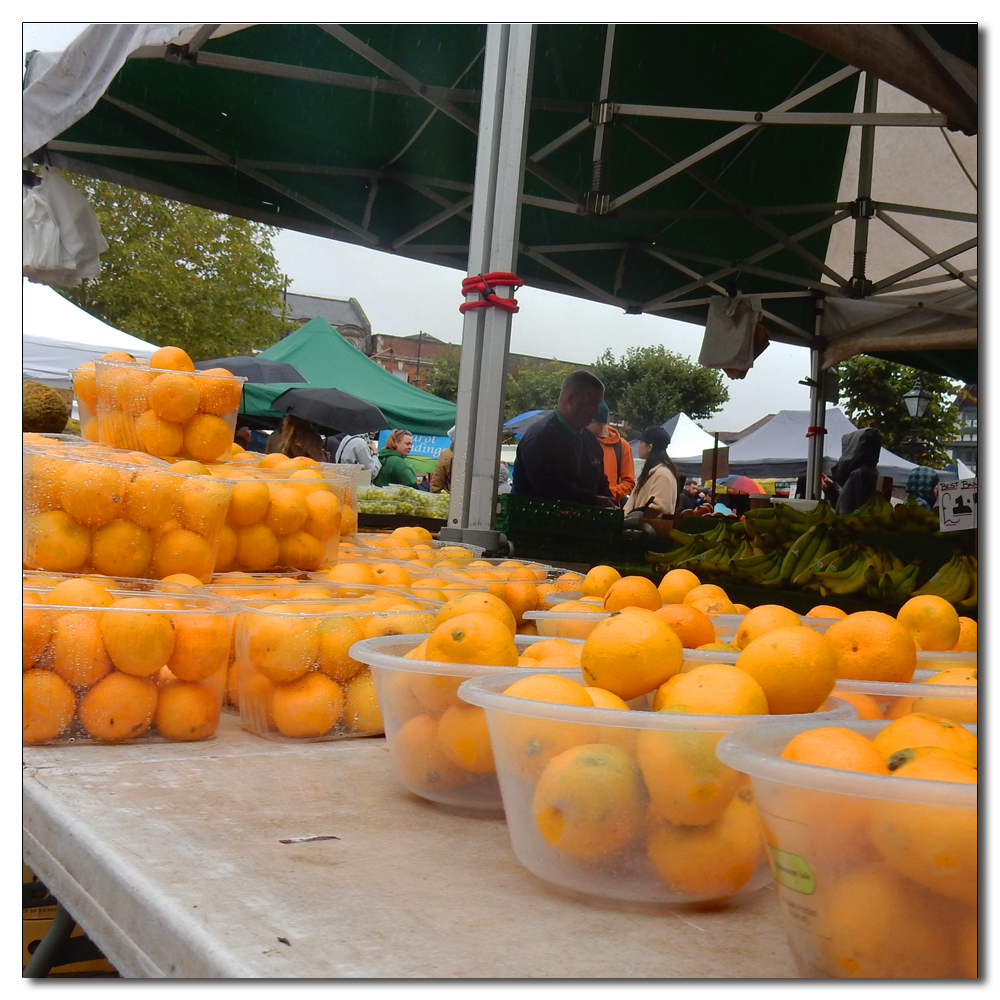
<box><xmin>938</xmin><ymin>479</ymin><xmax>977</xmax><ymax>532</ymax></box>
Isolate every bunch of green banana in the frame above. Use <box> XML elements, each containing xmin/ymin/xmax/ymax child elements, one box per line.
<box><xmin>876</xmin><ymin>563</ymin><xmax>921</xmax><ymax>604</ymax></box>
<box><xmin>806</xmin><ymin>545</ymin><xmax>874</xmax><ymax>597</ymax></box>
<box><xmin>958</xmin><ymin>555</ymin><xmax>977</xmax><ymax>608</ymax></box>
<box><xmin>780</xmin><ymin>525</ymin><xmax>835</xmax><ymax>588</ymax></box>
<box><xmin>910</xmin><ymin>554</ymin><xmax>975</xmax><ymax>604</ymax></box>
<box><xmin>731</xmin><ymin>548</ymin><xmax>781</xmax><ymax>580</ymax></box>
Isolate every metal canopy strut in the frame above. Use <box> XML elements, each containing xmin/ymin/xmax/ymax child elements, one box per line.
<box><xmin>439</xmin><ymin>24</ymin><xmax>536</xmax><ymax>551</ymax></box>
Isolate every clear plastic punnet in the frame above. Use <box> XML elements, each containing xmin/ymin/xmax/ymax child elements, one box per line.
<box><xmin>457</xmin><ymin>668</ymin><xmax>857</xmax><ymax>907</ymax></box>
<box><xmin>716</xmin><ymin>718</ymin><xmax>977</xmax><ymax>978</ymax></box>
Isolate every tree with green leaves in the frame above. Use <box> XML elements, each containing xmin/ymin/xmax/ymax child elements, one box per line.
<box><xmin>62</xmin><ymin>174</ymin><xmax>294</xmax><ymax>360</ymax></box>
<box><xmin>592</xmin><ymin>344</ymin><xmax>729</xmax><ymax>431</ymax></box>
<box><xmin>835</xmin><ymin>356</ymin><xmax>961</xmax><ymax>468</ymax></box>
<box><xmin>423</xmin><ymin>345</ymin><xmax>461</xmax><ymax>403</ymax></box>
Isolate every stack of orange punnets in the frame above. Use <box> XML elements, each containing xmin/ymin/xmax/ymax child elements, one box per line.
<box><xmin>74</xmin><ymin>346</ymin><xmax>244</xmax><ymax>464</ymax></box>
<box><xmin>23</xmin><ymin>573</ymin><xmax>237</xmax><ymax>745</ymax></box>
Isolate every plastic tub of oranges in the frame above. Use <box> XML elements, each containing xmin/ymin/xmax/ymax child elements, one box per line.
<box><xmin>204</xmin><ymin>462</ymin><xmax>347</xmax><ymax>573</ymax></box>
<box><xmin>232</xmin><ymin>592</ymin><xmax>440</xmax><ymax>741</ymax></box>
<box><xmin>716</xmin><ymin>717</ymin><xmax>977</xmax><ymax>978</ymax></box>
<box><xmin>833</xmin><ymin>668</ymin><xmax>977</xmax><ymax>725</ymax></box>
<box><xmin>522</xmin><ymin>607</ymin><xmax>609</xmax><ymax>640</ymax></box>
<box><xmin>23</xmin><ymin>444</ymin><xmax>235</xmax><ymax>584</ymax></box>
<box><xmin>457</xmin><ymin>667</ymin><xmax>857</xmax><ymax>907</ymax></box>
<box><xmin>23</xmin><ymin>580</ymin><xmax>237</xmax><ymax>745</ymax></box>
<box><xmin>350</xmin><ymin>631</ymin><xmax>577</xmax><ymax>815</ymax></box>
<box><xmin>92</xmin><ymin>349</ymin><xmax>245</xmax><ymax>463</ymax></box>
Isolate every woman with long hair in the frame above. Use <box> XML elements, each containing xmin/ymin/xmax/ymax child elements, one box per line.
<box><xmin>264</xmin><ymin>414</ymin><xmax>326</xmax><ymax>462</ymax></box>
<box><xmin>373</xmin><ymin>428</ymin><xmax>418</xmax><ymax>487</ymax></box>
<box><xmin>623</xmin><ymin>426</ymin><xmax>679</xmax><ymax>517</ymax></box>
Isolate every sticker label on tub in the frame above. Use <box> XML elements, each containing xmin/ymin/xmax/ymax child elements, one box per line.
<box><xmin>768</xmin><ymin>846</ymin><xmax>816</xmax><ymax>894</ymax></box>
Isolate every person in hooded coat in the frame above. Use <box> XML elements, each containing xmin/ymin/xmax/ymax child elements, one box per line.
<box><xmin>823</xmin><ymin>427</ymin><xmax>881</xmax><ymax>515</ymax></box>
<box><xmin>906</xmin><ymin>466</ymin><xmax>941</xmax><ymax>509</ymax></box>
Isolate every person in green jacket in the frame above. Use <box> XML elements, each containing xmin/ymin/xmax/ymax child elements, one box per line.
<box><xmin>373</xmin><ymin>429</ymin><xmax>418</xmax><ymax>487</ymax></box>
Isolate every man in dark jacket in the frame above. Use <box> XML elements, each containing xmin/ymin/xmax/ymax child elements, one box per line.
<box><xmin>824</xmin><ymin>427</ymin><xmax>881</xmax><ymax>515</ymax></box>
<box><xmin>512</xmin><ymin>370</ymin><xmax>615</xmax><ymax>507</ymax></box>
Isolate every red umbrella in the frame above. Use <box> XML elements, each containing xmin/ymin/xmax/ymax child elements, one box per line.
<box><xmin>726</xmin><ymin>475</ymin><xmax>765</xmax><ymax>494</ymax></box>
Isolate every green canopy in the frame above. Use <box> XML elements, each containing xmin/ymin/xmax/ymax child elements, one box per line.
<box><xmin>241</xmin><ymin>316</ymin><xmax>457</xmax><ymax>435</ymax></box>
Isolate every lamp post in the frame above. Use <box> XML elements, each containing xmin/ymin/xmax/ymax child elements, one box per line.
<box><xmin>902</xmin><ymin>379</ymin><xmax>932</xmax><ymax>461</ymax></box>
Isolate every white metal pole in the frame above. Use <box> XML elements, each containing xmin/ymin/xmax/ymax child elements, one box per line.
<box><xmin>441</xmin><ymin>23</ymin><xmax>535</xmax><ymax>550</ymax></box>
<box><xmin>805</xmin><ymin>300</ymin><xmax>826</xmax><ymax>500</ymax></box>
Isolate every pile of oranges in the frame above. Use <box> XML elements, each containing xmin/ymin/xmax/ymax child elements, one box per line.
<box><xmin>74</xmin><ymin>346</ymin><xmax>243</xmax><ymax>464</ymax></box>
<box><xmin>23</xmin><ymin>574</ymin><xmax>235</xmax><ymax>745</ymax></box>
<box><xmin>763</xmin><ymin>714</ymin><xmax>977</xmax><ymax>978</ymax></box>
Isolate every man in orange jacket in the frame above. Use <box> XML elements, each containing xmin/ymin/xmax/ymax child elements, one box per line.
<box><xmin>587</xmin><ymin>401</ymin><xmax>636</xmax><ymax>506</ymax></box>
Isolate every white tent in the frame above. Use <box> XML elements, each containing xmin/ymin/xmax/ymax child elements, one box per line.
<box><xmin>22</xmin><ymin>278</ymin><xmax>158</xmax><ymax>389</ymax></box>
<box><xmin>670</xmin><ymin>406</ymin><xmax>919</xmax><ymax>484</ymax></box>
<box><xmin>628</xmin><ymin>412</ymin><xmax>718</xmax><ymax>461</ymax></box>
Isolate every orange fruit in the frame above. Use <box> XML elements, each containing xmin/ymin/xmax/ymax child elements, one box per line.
<box><xmin>522</xmin><ymin>638</ymin><xmax>576</xmax><ymax>661</ymax></box>
<box><xmin>636</xmin><ymin>727</ymin><xmax>742</xmax><ymax>827</ymax></box>
<box><xmin>167</xmin><ymin>612</ymin><xmax>232</xmax><ymax>681</ymax></box>
<box><xmin>833</xmin><ymin>690</ymin><xmax>884</xmax><ymax>720</ymax></box>
<box><xmin>149</xmin><ymin>345</ymin><xmax>195</xmax><ymax>372</ymax></box>
<box><xmin>580</xmin><ymin>608</ymin><xmax>682</xmax><ymax>700</ymax></box>
<box><xmin>871</xmin><ymin>712</ymin><xmax>977</xmax><ymax>766</ymax></box>
<box><xmin>805</xmin><ymin>605</ymin><xmax>848</xmax><ymax>620</ymax></box>
<box><xmin>230</xmin><ymin>522</ymin><xmax>279</xmax><ymax>573</ymax></box>
<box><xmin>645</xmin><ymin>788</ymin><xmax>764</xmax><ymax>897</ymax></box>
<box><xmin>425</xmin><ymin>612</ymin><xmax>518</xmax><ymax>666</ymax></box>
<box><xmin>580</xmin><ymin>565</ymin><xmax>622</xmax><ymax>598</ymax></box>
<box><xmin>911</xmin><ymin>666</ymin><xmax>977</xmax><ymax>724</ymax></box>
<box><xmin>603</xmin><ymin>575</ymin><xmax>663</xmax><ymax>613</ymax></box>
<box><xmin>814</xmin><ymin>863</ymin><xmax>964</xmax><ymax>977</ymax></box>
<box><xmin>59</xmin><ymin>461</ymin><xmax>126</xmax><ymax>528</ymax></box>
<box><xmin>100</xmin><ymin>598</ymin><xmax>177</xmax><ymax>677</ymax></box>
<box><xmin>227</xmin><ymin>478</ymin><xmax>272</xmax><ymax>526</ymax></box>
<box><xmin>656</xmin><ymin>568</ymin><xmax>702</xmax><ymax>605</ymax></box>
<box><xmin>23</xmin><ymin>668</ymin><xmax>77</xmax><ymax>743</ymax></box>
<box><xmin>341</xmin><ymin>668</ymin><xmax>383</xmax><ymax>734</ymax></box>
<box><xmin>213</xmin><ymin>522</ymin><xmax>238</xmax><ymax>572</ymax></box>
<box><xmin>78</xmin><ymin>671</ymin><xmax>158</xmax><ymax>741</ymax></box>
<box><xmin>51</xmin><ymin>611</ymin><xmax>114</xmax><ymax>689</ymax></box>
<box><xmin>177</xmin><ymin>476</ymin><xmax>231</xmax><ymax>535</ymax></box>
<box><xmin>154</xmin><ymin>680</ymin><xmax>221</xmax><ymax>740</ymax></box>
<box><xmin>433</xmin><ymin>592</ymin><xmax>517</xmax><ymax>637</ymax></box>
<box><xmin>23</xmin><ymin>511</ymin><xmax>91</xmax><ymax>573</ymax></box>
<box><xmin>197</xmin><ymin>368</ymin><xmax>243</xmax><ymax>416</ymax></box>
<box><xmin>733</xmin><ymin>604</ymin><xmax>801</xmax><ymax>649</ymax></box>
<box><xmin>91</xmin><ymin>518</ymin><xmax>154</xmax><ymax>578</ymax></box>
<box><xmin>583</xmin><ymin>686</ymin><xmax>636</xmax><ymax>754</ymax></box>
<box><xmin>133</xmin><ymin>409</ymin><xmax>185</xmax><ymax>457</ymax></box>
<box><xmin>271</xmin><ymin>672</ymin><xmax>344</xmax><ymax>738</ymax></box>
<box><xmin>43</xmin><ymin>578</ymin><xmax>114</xmax><ymax>609</ymax></box>
<box><xmin>688</xmin><ymin>595</ymin><xmax>739</xmax><ymax>615</ymax></box>
<box><xmin>653</xmin><ymin>604</ymin><xmax>716</xmax><ymax>649</ymax></box>
<box><xmin>952</xmin><ymin>617</ymin><xmax>977</xmax><ymax>652</ymax></box>
<box><xmin>652</xmin><ymin>662</ymin><xmax>768</xmax><ymax>715</ymax></box>
<box><xmin>151</xmin><ymin>527</ymin><xmax>214</xmax><ymax>581</ymax></box>
<box><xmin>315</xmin><ymin>616</ymin><xmax>365</xmax><ymax>682</ymax></box>
<box><xmin>368</xmin><ymin>562</ymin><xmax>411</xmax><ymax>587</ymax></box>
<box><xmin>734</xmin><ymin>626</ymin><xmax>837</xmax><ymax>715</ymax></box>
<box><xmin>73</xmin><ymin>361</ymin><xmax>98</xmax><ymax>411</ymax></box>
<box><xmin>169</xmin><ymin>459</ymin><xmax>210</xmax><ymax>477</ymax></box>
<box><xmin>822</xmin><ymin>611</ymin><xmax>917</xmax><ymax>683</ymax></box>
<box><xmin>244</xmin><ymin>608</ymin><xmax>320</xmax><ymax>684</ymax></box>
<box><xmin>884</xmin><ymin>745</ymin><xmax>978</xmax><ymax>780</ymax></box>
<box><xmin>391</xmin><ymin>713</ymin><xmax>470</xmax><ymax>793</ymax></box>
<box><xmin>437</xmin><ymin>704</ymin><xmax>495</xmax><ymax>774</ymax></box>
<box><xmin>276</xmin><ymin>530</ymin><xmax>324</xmax><ymax>571</ymax></box>
<box><xmin>149</xmin><ymin>372</ymin><xmax>201</xmax><ymax>423</ymax></box>
<box><xmin>780</xmin><ymin>726</ymin><xmax>889</xmax><ymax>773</ymax></box>
<box><xmin>283</xmin><ymin>468</ymin><xmax>327</xmax><ymax>497</ymax></box>
<box><xmin>303</xmin><ymin>490</ymin><xmax>342</xmax><ymax>541</ymax></box>
<box><xmin>122</xmin><ymin>467</ymin><xmax>178</xmax><ymax>528</ymax></box>
<box><xmin>682</xmin><ymin>584</ymin><xmax>731</xmax><ymax>607</ymax></box>
<box><xmin>325</xmin><ymin>562</ymin><xmax>378</xmax><ymax>586</ymax></box>
<box><xmin>264</xmin><ymin>486</ymin><xmax>308</xmax><ymax>536</ymax></box>
<box><xmin>22</xmin><ymin>595</ymin><xmax>54</xmax><ymax>670</ymax></box>
<box><xmin>256</xmin><ymin>452</ymin><xmax>288</xmax><ymax>469</ymax></box>
<box><xmin>896</xmin><ymin>595</ymin><xmax>962</xmax><ymax>651</ymax></box>
<box><xmin>532</xmin><ymin>743</ymin><xmax>646</xmax><ymax>862</ymax></box>
<box><xmin>183</xmin><ymin>413</ymin><xmax>233</xmax><ymax>463</ymax></box>
<box><xmin>552</xmin><ymin>571</ymin><xmax>585</xmax><ymax>593</ymax></box>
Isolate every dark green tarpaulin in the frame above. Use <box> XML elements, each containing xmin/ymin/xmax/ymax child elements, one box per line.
<box><xmin>241</xmin><ymin>317</ymin><xmax>457</xmax><ymax>435</ymax></box>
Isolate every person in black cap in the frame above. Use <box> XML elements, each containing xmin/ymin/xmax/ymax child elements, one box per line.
<box><xmin>624</xmin><ymin>426</ymin><xmax>679</xmax><ymax>517</ymax></box>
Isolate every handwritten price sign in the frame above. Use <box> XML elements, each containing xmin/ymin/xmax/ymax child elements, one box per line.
<box><xmin>938</xmin><ymin>479</ymin><xmax>977</xmax><ymax>532</ymax></box>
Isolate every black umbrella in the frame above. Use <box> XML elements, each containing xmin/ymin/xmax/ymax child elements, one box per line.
<box><xmin>194</xmin><ymin>355</ymin><xmax>309</xmax><ymax>384</ymax></box>
<box><xmin>271</xmin><ymin>386</ymin><xmax>390</xmax><ymax>435</ymax></box>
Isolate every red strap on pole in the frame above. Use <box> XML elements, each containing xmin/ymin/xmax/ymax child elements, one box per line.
<box><xmin>459</xmin><ymin>272</ymin><xmax>524</xmax><ymax>314</ymax></box>
<box><xmin>805</xmin><ymin>426</ymin><xmax>828</xmax><ymax>438</ymax></box>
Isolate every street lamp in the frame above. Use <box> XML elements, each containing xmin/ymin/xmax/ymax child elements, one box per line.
<box><xmin>903</xmin><ymin>380</ymin><xmax>932</xmax><ymax>419</ymax></box>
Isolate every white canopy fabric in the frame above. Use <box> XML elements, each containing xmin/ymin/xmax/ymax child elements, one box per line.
<box><xmin>671</xmin><ymin>406</ymin><xmax>919</xmax><ymax>484</ymax></box>
<box><xmin>22</xmin><ymin>278</ymin><xmax>158</xmax><ymax>388</ymax></box>
<box><xmin>663</xmin><ymin>412</ymin><xmax>718</xmax><ymax>459</ymax></box>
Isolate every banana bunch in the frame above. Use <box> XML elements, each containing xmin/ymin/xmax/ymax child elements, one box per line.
<box><xmin>647</xmin><ymin>518</ymin><xmax>736</xmax><ymax>573</ymax></box>
<box><xmin>909</xmin><ymin>554</ymin><xmax>977</xmax><ymax>605</ymax></box>
<box><xmin>801</xmin><ymin>544</ymin><xmax>875</xmax><ymax>597</ymax></box>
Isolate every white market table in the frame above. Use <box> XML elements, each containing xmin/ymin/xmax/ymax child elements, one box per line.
<box><xmin>23</xmin><ymin>713</ymin><xmax>799</xmax><ymax>979</ymax></box>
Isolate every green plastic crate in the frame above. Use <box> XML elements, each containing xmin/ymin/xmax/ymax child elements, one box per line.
<box><xmin>496</xmin><ymin>494</ymin><xmax>624</xmax><ymax>564</ymax></box>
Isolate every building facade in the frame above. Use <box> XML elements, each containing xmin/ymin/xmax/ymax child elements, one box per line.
<box><xmin>947</xmin><ymin>383</ymin><xmax>978</xmax><ymax>473</ymax></box>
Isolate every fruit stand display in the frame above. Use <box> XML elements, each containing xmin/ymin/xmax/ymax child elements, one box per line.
<box><xmin>357</xmin><ymin>485</ymin><xmax>450</xmax><ymax>532</ymax></box>
<box><xmin>644</xmin><ymin>494</ymin><xmax>977</xmax><ymax>618</ymax></box>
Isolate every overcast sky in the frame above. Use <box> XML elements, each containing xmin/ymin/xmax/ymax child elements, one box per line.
<box><xmin>22</xmin><ymin>21</ymin><xmax>841</xmax><ymax>433</ymax></box>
